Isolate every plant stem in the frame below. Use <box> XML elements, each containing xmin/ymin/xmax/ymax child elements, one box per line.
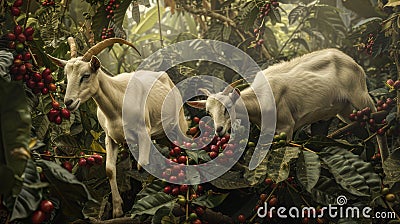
<box><xmin>156</xmin><ymin>0</ymin><xmax>164</xmax><ymax>48</ymax></box>
<box><xmin>23</xmin><ymin>0</ymin><xmax>32</xmax><ymax>29</ymax></box>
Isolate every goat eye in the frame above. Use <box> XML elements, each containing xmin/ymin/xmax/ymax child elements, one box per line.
<box><xmin>80</xmin><ymin>73</ymin><xmax>90</xmax><ymax>83</ymax></box>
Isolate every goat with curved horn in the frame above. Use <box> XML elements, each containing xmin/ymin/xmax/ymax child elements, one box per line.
<box><xmin>47</xmin><ymin>38</ymin><xmax>187</xmax><ymax>218</ymax></box>
<box><xmin>187</xmin><ymin>48</ymin><xmax>387</xmax><ymax>163</ymax></box>
<box><xmin>81</xmin><ymin>37</ymin><xmax>141</xmax><ymax>61</ymax></box>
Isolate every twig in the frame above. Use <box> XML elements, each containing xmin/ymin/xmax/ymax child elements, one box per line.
<box><xmin>327</xmin><ymin>121</ymin><xmax>359</xmax><ymax>138</ymax></box>
<box><xmin>181</xmin><ymin>4</ymin><xmax>236</xmax><ymax>27</ymax></box>
<box><xmin>289</xmin><ymin>142</ymin><xmax>316</xmax><ymax>154</ymax></box>
<box><xmin>156</xmin><ymin>0</ymin><xmax>164</xmax><ymax>48</ymax></box>
<box><xmin>23</xmin><ymin>0</ymin><xmax>32</xmax><ymax>29</ymax></box>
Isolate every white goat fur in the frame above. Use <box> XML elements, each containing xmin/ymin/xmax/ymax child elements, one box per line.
<box><xmin>53</xmin><ymin>56</ymin><xmax>187</xmax><ymax>218</ymax></box>
<box><xmin>188</xmin><ymin>48</ymin><xmax>376</xmax><ymax>139</ymax></box>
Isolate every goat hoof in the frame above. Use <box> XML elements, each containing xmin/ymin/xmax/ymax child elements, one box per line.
<box><xmin>113</xmin><ymin>205</ymin><xmax>124</xmax><ymax>218</ymax></box>
<box><xmin>137</xmin><ymin>164</ymin><xmax>142</xmax><ymax>170</ymax></box>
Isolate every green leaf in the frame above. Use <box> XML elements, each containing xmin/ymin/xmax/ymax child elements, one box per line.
<box><xmin>210</xmin><ymin>171</ymin><xmax>250</xmax><ymax>189</ymax></box>
<box><xmin>267</xmin><ymin>146</ymin><xmax>300</xmax><ymax>183</ymax></box>
<box><xmin>0</xmin><ymin>50</ymin><xmax>13</xmax><ymax>81</ymax></box>
<box><xmin>310</xmin><ymin>175</ymin><xmax>344</xmax><ymax>205</ymax></box>
<box><xmin>369</xmin><ymin>88</ymin><xmax>389</xmax><ymax>97</ymax></box>
<box><xmin>137</xmin><ymin>179</ymin><xmax>165</xmax><ymax>200</ymax></box>
<box><xmin>236</xmin><ymin>1</ymin><xmax>257</xmax><ymax>28</ymax></box>
<box><xmin>299</xmin><ymin>135</ymin><xmax>363</xmax><ymax>151</ymax></box>
<box><xmin>296</xmin><ymin>150</ymin><xmax>320</xmax><ymax>192</ymax></box>
<box><xmin>132</xmin><ymin>6</ymin><xmax>165</xmax><ymax>35</ymax></box>
<box><xmin>32</xmin><ymin>114</ymin><xmax>50</xmax><ymax>140</ymax></box>
<box><xmin>243</xmin><ymin>147</ymin><xmax>268</xmax><ymax>185</ymax></box>
<box><xmin>131</xmin><ymin>0</ymin><xmax>140</xmax><ymax>24</ymax></box>
<box><xmin>319</xmin><ymin>147</ymin><xmax>381</xmax><ymax>198</ymax></box>
<box><xmin>263</xmin><ymin>27</ymin><xmax>279</xmax><ymax>55</ymax></box>
<box><xmin>383</xmin><ymin>148</ymin><xmax>400</xmax><ymax>188</ymax></box>
<box><xmin>92</xmin><ymin>5</ymin><xmax>108</xmax><ymax>42</ymax></box>
<box><xmin>288</xmin><ymin>5</ymin><xmax>306</xmax><ymax>25</ymax></box>
<box><xmin>115</xmin><ymin>0</ymin><xmax>133</xmax><ymax>28</ymax></box>
<box><xmin>131</xmin><ymin>192</ymin><xmax>176</xmax><ymax>217</ymax></box>
<box><xmin>0</xmin><ymin>78</ymin><xmax>31</xmax><ymax>177</ymax></box>
<box><xmin>36</xmin><ymin>160</ymin><xmax>96</xmax><ymax>219</ymax></box>
<box><xmin>9</xmin><ymin>160</ymin><xmax>42</xmax><ymax>221</ymax></box>
<box><xmin>290</xmin><ymin>37</ymin><xmax>310</xmax><ymax>52</ymax></box>
<box><xmin>192</xmin><ymin>192</ymin><xmax>229</xmax><ymax>208</ymax></box>
<box><xmin>152</xmin><ymin>206</ymin><xmax>175</xmax><ymax>224</ymax></box>
<box><xmin>352</xmin><ymin>17</ymin><xmax>382</xmax><ymax>29</ymax></box>
<box><xmin>0</xmin><ymin>165</ymin><xmax>15</xmax><ymax>194</ymax></box>
<box><xmin>269</xmin><ymin>8</ymin><xmax>281</xmax><ymax>25</ymax></box>
<box><xmin>222</xmin><ymin>25</ymin><xmax>231</xmax><ymax>41</ymax></box>
<box><xmin>186</xmin><ymin>150</ymin><xmax>211</xmax><ymax>164</ymax></box>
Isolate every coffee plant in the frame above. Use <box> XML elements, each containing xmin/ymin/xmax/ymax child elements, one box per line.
<box><xmin>0</xmin><ymin>0</ymin><xmax>400</xmax><ymax>223</ymax></box>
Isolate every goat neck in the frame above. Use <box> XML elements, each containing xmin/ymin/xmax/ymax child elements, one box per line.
<box><xmin>92</xmin><ymin>70</ymin><xmax>127</xmax><ymax>120</ymax></box>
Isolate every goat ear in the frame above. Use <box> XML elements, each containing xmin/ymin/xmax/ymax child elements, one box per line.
<box><xmin>198</xmin><ymin>88</ymin><xmax>211</xmax><ymax>96</ymax></box>
<box><xmin>47</xmin><ymin>54</ymin><xmax>67</xmax><ymax>68</ymax></box>
<box><xmin>90</xmin><ymin>56</ymin><xmax>101</xmax><ymax>72</ymax></box>
<box><xmin>187</xmin><ymin>100</ymin><xmax>207</xmax><ymax>109</ymax></box>
<box><xmin>229</xmin><ymin>88</ymin><xmax>241</xmax><ymax>103</ymax></box>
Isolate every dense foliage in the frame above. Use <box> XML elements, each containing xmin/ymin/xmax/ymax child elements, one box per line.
<box><xmin>0</xmin><ymin>0</ymin><xmax>400</xmax><ymax>223</ymax></box>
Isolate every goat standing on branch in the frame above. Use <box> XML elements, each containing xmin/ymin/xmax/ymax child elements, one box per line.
<box><xmin>188</xmin><ymin>48</ymin><xmax>387</xmax><ymax>167</ymax></box>
<box><xmin>48</xmin><ymin>38</ymin><xmax>188</xmax><ymax>218</ymax></box>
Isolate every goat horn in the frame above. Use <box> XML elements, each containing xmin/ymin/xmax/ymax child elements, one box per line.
<box><xmin>222</xmin><ymin>79</ymin><xmax>244</xmax><ymax>95</ymax></box>
<box><xmin>67</xmin><ymin>37</ymin><xmax>77</xmax><ymax>58</ymax></box>
<box><xmin>81</xmin><ymin>38</ymin><xmax>141</xmax><ymax>62</ymax></box>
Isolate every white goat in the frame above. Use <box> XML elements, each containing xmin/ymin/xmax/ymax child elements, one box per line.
<box><xmin>187</xmin><ymin>48</ymin><xmax>378</xmax><ymax>140</ymax></box>
<box><xmin>49</xmin><ymin>38</ymin><xmax>188</xmax><ymax>218</ymax></box>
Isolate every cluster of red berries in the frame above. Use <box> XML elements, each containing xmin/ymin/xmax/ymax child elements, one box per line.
<box><xmin>349</xmin><ymin>107</ymin><xmax>372</xmax><ymax>125</ymax></box>
<box><xmin>251</xmin><ymin>0</ymin><xmax>279</xmax><ymax>47</ymax></box>
<box><xmin>258</xmin><ymin>0</ymin><xmax>279</xmax><ymax>19</ymax></box>
<box><xmin>10</xmin><ymin>0</ymin><xmax>23</xmax><ymax>16</ymax></box>
<box><xmin>386</xmin><ymin>78</ymin><xmax>400</xmax><ymax>90</ymax></box>
<box><xmin>41</xmin><ymin>0</ymin><xmax>55</xmax><ymax>6</ymax></box>
<box><xmin>101</xmin><ymin>27</ymin><xmax>115</xmax><ymax>40</ymax></box>
<box><xmin>105</xmin><ymin>0</ymin><xmax>119</xmax><ymax>19</ymax></box>
<box><xmin>163</xmin><ymin>184</ymin><xmax>206</xmax><ymax>224</ymax></box>
<box><xmin>348</xmin><ymin>97</ymin><xmax>396</xmax><ymax>135</ymax></box>
<box><xmin>253</xmin><ymin>28</ymin><xmax>265</xmax><ymax>46</ymax></box>
<box><xmin>349</xmin><ymin>106</ymin><xmax>388</xmax><ymax>134</ymax></box>
<box><xmin>47</xmin><ymin>101</ymin><xmax>70</xmax><ymax>125</ymax></box>
<box><xmin>7</xmin><ymin>25</ymin><xmax>34</xmax><ymax>48</ymax></box>
<box><xmin>166</xmin><ymin>117</ymin><xmax>234</xmax><ymax>165</ymax></box>
<box><xmin>31</xmin><ymin>200</ymin><xmax>54</xmax><ymax>224</ymax></box>
<box><xmin>376</xmin><ymin>97</ymin><xmax>396</xmax><ymax>112</ymax></box>
<box><xmin>25</xmin><ymin>68</ymin><xmax>56</xmax><ymax>94</ymax></box>
<box><xmin>365</xmin><ymin>33</ymin><xmax>375</xmax><ymax>55</ymax></box>
<box><xmin>7</xmin><ymin>23</ymin><xmax>59</xmax><ymax>95</ymax></box>
<box><xmin>77</xmin><ymin>152</ymin><xmax>103</xmax><ymax>168</ymax></box>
